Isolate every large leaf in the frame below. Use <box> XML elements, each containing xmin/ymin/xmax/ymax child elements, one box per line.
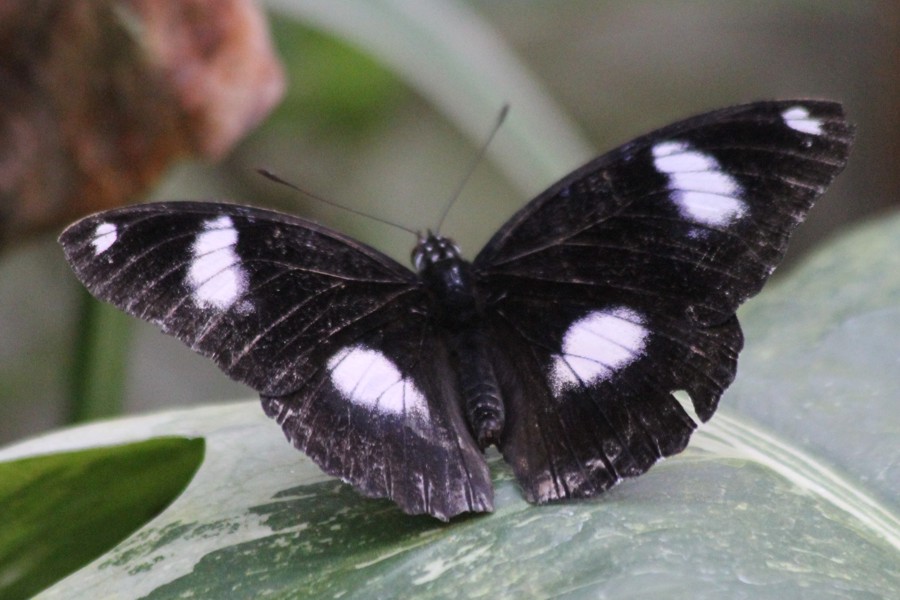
<box><xmin>0</xmin><ymin>437</ymin><xmax>203</xmax><ymax>600</ymax></box>
<box><xmin>730</xmin><ymin>215</ymin><xmax>900</xmax><ymax>506</ymax></box>
<box><xmin>1</xmin><ymin>213</ymin><xmax>898</xmax><ymax>598</ymax></box>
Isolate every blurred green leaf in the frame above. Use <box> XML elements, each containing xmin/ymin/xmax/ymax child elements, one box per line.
<box><xmin>265</xmin><ymin>20</ymin><xmax>404</xmax><ymax>136</ymax></box>
<box><xmin>0</xmin><ymin>437</ymin><xmax>203</xmax><ymax>600</ymax></box>
<box><xmin>67</xmin><ymin>290</ymin><xmax>133</xmax><ymax>423</ymax></box>
<box><xmin>265</xmin><ymin>0</ymin><xmax>594</xmax><ymax>195</ymax></box>
<box><xmin>1</xmin><ymin>211</ymin><xmax>897</xmax><ymax>598</ymax></box>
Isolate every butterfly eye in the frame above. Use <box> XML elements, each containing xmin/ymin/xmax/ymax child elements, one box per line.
<box><xmin>437</xmin><ymin>238</ymin><xmax>462</xmax><ymax>261</ymax></box>
<box><xmin>411</xmin><ymin>243</ymin><xmax>427</xmax><ymax>272</ymax></box>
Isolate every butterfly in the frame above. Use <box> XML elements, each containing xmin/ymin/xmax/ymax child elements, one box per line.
<box><xmin>60</xmin><ymin>100</ymin><xmax>853</xmax><ymax>521</ymax></box>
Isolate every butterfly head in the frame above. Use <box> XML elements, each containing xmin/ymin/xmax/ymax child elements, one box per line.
<box><xmin>411</xmin><ymin>231</ymin><xmax>462</xmax><ymax>273</ymax></box>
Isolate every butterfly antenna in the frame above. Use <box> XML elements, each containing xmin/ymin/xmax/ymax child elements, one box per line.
<box><xmin>257</xmin><ymin>169</ymin><xmax>418</xmax><ymax>236</ymax></box>
<box><xmin>434</xmin><ymin>104</ymin><xmax>510</xmax><ymax>235</ymax></box>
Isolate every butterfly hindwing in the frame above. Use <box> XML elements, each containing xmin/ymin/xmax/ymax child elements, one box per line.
<box><xmin>60</xmin><ymin>202</ymin><xmax>492</xmax><ymax>519</ymax></box>
<box><xmin>262</xmin><ymin>319</ymin><xmax>492</xmax><ymax>520</ymax></box>
<box><xmin>475</xmin><ymin>100</ymin><xmax>853</xmax><ymax>501</ymax></box>
<box><xmin>488</xmin><ymin>298</ymin><xmax>743</xmax><ymax>502</ymax></box>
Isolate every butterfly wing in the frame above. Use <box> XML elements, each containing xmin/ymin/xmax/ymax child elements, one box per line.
<box><xmin>60</xmin><ymin>202</ymin><xmax>491</xmax><ymax>520</ymax></box>
<box><xmin>261</xmin><ymin>316</ymin><xmax>492</xmax><ymax>521</ymax></box>
<box><xmin>474</xmin><ymin>100</ymin><xmax>854</xmax><ymax>502</ymax></box>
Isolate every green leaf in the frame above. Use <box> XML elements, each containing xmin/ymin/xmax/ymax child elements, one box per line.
<box><xmin>2</xmin><ymin>213</ymin><xmax>898</xmax><ymax>598</ymax></box>
<box><xmin>66</xmin><ymin>289</ymin><xmax>133</xmax><ymax>423</ymax></box>
<box><xmin>0</xmin><ymin>437</ymin><xmax>203</xmax><ymax>600</ymax></box>
<box><xmin>264</xmin><ymin>21</ymin><xmax>403</xmax><ymax>136</ymax></box>
<box><xmin>731</xmin><ymin>213</ymin><xmax>900</xmax><ymax>506</ymax></box>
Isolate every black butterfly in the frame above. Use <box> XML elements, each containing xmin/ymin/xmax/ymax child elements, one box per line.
<box><xmin>60</xmin><ymin>101</ymin><xmax>853</xmax><ymax>521</ymax></box>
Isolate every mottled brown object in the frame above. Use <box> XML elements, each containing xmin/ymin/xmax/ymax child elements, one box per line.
<box><xmin>0</xmin><ymin>0</ymin><xmax>285</xmax><ymax>245</ymax></box>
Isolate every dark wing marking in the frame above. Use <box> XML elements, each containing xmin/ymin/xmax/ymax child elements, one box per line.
<box><xmin>475</xmin><ymin>101</ymin><xmax>853</xmax><ymax>502</ymax></box>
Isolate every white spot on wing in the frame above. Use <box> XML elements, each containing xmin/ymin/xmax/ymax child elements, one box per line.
<box><xmin>652</xmin><ymin>141</ymin><xmax>746</xmax><ymax>227</ymax></box>
<box><xmin>652</xmin><ymin>142</ymin><xmax>718</xmax><ymax>173</ymax></box>
<box><xmin>328</xmin><ymin>345</ymin><xmax>430</xmax><ymax>419</ymax></box>
<box><xmin>187</xmin><ymin>215</ymin><xmax>247</xmax><ymax>310</ymax></box>
<box><xmin>782</xmin><ymin>106</ymin><xmax>823</xmax><ymax>135</ymax></box>
<box><xmin>550</xmin><ymin>307</ymin><xmax>649</xmax><ymax>395</ymax></box>
<box><xmin>92</xmin><ymin>222</ymin><xmax>118</xmax><ymax>255</ymax></box>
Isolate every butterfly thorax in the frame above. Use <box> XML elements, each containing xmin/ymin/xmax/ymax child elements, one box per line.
<box><xmin>412</xmin><ymin>232</ymin><xmax>505</xmax><ymax>450</ymax></box>
<box><xmin>412</xmin><ymin>232</ymin><xmax>480</xmax><ymax>320</ymax></box>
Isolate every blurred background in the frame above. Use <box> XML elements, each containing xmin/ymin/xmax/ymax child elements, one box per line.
<box><xmin>1</xmin><ymin>0</ymin><xmax>897</xmax><ymax>446</ymax></box>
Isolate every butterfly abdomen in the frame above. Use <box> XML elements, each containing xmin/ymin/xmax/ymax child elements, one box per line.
<box><xmin>450</xmin><ymin>328</ymin><xmax>505</xmax><ymax>450</ymax></box>
<box><xmin>414</xmin><ymin>232</ymin><xmax>506</xmax><ymax>450</ymax></box>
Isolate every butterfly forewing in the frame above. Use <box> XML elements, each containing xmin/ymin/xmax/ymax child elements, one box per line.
<box><xmin>61</xmin><ymin>202</ymin><xmax>420</xmax><ymax>395</ymax></box>
<box><xmin>476</xmin><ymin>101</ymin><xmax>852</xmax><ymax>321</ymax></box>
<box><xmin>60</xmin><ymin>201</ymin><xmax>492</xmax><ymax>519</ymax></box>
<box><xmin>475</xmin><ymin>100</ymin><xmax>853</xmax><ymax>502</ymax></box>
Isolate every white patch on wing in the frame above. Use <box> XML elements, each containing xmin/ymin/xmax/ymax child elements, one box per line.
<box><xmin>328</xmin><ymin>345</ymin><xmax>430</xmax><ymax>418</ymax></box>
<box><xmin>652</xmin><ymin>141</ymin><xmax>746</xmax><ymax>227</ymax></box>
<box><xmin>782</xmin><ymin>105</ymin><xmax>823</xmax><ymax>135</ymax></box>
<box><xmin>550</xmin><ymin>307</ymin><xmax>649</xmax><ymax>395</ymax></box>
<box><xmin>187</xmin><ymin>215</ymin><xmax>247</xmax><ymax>310</ymax></box>
<box><xmin>92</xmin><ymin>222</ymin><xmax>118</xmax><ymax>255</ymax></box>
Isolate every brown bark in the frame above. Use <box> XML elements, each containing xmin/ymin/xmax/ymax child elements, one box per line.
<box><xmin>0</xmin><ymin>0</ymin><xmax>285</xmax><ymax>245</ymax></box>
